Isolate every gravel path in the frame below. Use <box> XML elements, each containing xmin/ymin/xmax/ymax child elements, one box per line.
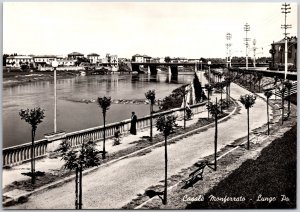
<box><xmin>8</xmin><ymin>82</ymin><xmax>269</xmax><ymax>209</ymax></box>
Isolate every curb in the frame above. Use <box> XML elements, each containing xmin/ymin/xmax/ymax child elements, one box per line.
<box><xmin>3</xmin><ymin>99</ymin><xmax>238</xmax><ymax>208</ymax></box>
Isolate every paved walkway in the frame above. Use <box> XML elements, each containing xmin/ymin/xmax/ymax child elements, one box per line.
<box><xmin>6</xmin><ymin>81</ymin><xmax>270</xmax><ymax>209</ymax></box>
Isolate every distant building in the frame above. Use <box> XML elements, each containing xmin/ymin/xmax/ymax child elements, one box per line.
<box><xmin>6</xmin><ymin>56</ymin><xmax>34</xmax><ymax>68</ymax></box>
<box><xmin>270</xmin><ymin>36</ymin><xmax>297</xmax><ymax>70</ymax></box>
<box><xmin>110</xmin><ymin>55</ymin><xmax>118</xmax><ymax>67</ymax></box>
<box><xmin>68</xmin><ymin>52</ymin><xmax>84</xmax><ymax>59</ymax></box>
<box><xmin>143</xmin><ymin>55</ymin><xmax>151</xmax><ymax>63</ymax></box>
<box><xmin>57</xmin><ymin>59</ymin><xmax>76</xmax><ymax>67</ymax></box>
<box><xmin>33</xmin><ymin>55</ymin><xmax>57</xmax><ymax>67</ymax></box>
<box><xmin>132</xmin><ymin>54</ymin><xmax>144</xmax><ymax>62</ymax></box>
<box><xmin>87</xmin><ymin>53</ymin><xmax>100</xmax><ymax>64</ymax></box>
<box><xmin>131</xmin><ymin>54</ymin><xmax>152</xmax><ymax>63</ymax></box>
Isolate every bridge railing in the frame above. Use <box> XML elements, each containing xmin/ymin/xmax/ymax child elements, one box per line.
<box><xmin>3</xmin><ymin>101</ymin><xmax>207</xmax><ymax>167</ymax></box>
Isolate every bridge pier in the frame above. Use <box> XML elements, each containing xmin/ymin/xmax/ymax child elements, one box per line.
<box><xmin>131</xmin><ymin>63</ymin><xmax>140</xmax><ymax>73</ymax></box>
<box><xmin>170</xmin><ymin>66</ymin><xmax>178</xmax><ymax>76</ymax></box>
<box><xmin>149</xmin><ymin>65</ymin><xmax>158</xmax><ymax>75</ymax></box>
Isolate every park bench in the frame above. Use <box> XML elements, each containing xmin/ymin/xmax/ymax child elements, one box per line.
<box><xmin>182</xmin><ymin>161</ymin><xmax>207</xmax><ymax>188</ymax></box>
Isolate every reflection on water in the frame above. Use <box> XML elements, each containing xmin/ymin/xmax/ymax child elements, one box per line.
<box><xmin>3</xmin><ymin>72</ymin><xmax>194</xmax><ymax>148</ymax></box>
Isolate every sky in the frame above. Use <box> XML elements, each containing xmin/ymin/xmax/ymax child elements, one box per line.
<box><xmin>3</xmin><ymin>2</ymin><xmax>298</xmax><ymax>59</ymax></box>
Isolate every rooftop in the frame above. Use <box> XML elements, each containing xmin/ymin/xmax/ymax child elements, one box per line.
<box><xmin>68</xmin><ymin>52</ymin><xmax>84</xmax><ymax>56</ymax></box>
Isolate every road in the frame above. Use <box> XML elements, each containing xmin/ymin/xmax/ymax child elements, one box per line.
<box><xmin>9</xmin><ymin>82</ymin><xmax>269</xmax><ymax>209</ymax></box>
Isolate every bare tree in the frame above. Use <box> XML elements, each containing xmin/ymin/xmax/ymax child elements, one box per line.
<box><xmin>19</xmin><ymin>107</ymin><xmax>45</xmax><ymax>184</ymax></box>
<box><xmin>145</xmin><ymin>90</ymin><xmax>156</xmax><ymax>142</ymax></box>
<box><xmin>59</xmin><ymin>138</ymin><xmax>101</xmax><ymax>209</ymax></box>
<box><xmin>97</xmin><ymin>96</ymin><xmax>111</xmax><ymax>159</ymax></box>
<box><xmin>207</xmin><ymin>98</ymin><xmax>221</xmax><ymax>170</ymax></box>
<box><xmin>264</xmin><ymin>90</ymin><xmax>273</xmax><ymax>135</ymax></box>
<box><xmin>240</xmin><ymin>94</ymin><xmax>256</xmax><ymax>150</ymax></box>
<box><xmin>156</xmin><ymin>115</ymin><xmax>177</xmax><ymax>205</ymax></box>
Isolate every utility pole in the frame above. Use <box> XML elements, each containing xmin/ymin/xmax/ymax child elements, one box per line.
<box><xmin>244</xmin><ymin>23</ymin><xmax>251</xmax><ymax>70</ymax></box>
<box><xmin>252</xmin><ymin>39</ymin><xmax>257</xmax><ymax>68</ymax></box>
<box><xmin>281</xmin><ymin>3</ymin><xmax>292</xmax><ymax>81</ymax></box>
<box><xmin>226</xmin><ymin>33</ymin><xmax>232</xmax><ymax>68</ymax></box>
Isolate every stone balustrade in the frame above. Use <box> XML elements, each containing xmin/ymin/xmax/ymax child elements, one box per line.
<box><xmin>3</xmin><ymin>101</ymin><xmax>207</xmax><ymax>167</ymax></box>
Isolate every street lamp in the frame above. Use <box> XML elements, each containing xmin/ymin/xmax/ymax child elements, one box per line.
<box><xmin>208</xmin><ymin>61</ymin><xmax>211</xmax><ymax>83</ymax></box>
<box><xmin>52</xmin><ymin>61</ymin><xmax>59</xmax><ymax>133</ymax></box>
<box><xmin>200</xmin><ymin>60</ymin><xmax>203</xmax><ymax>84</ymax></box>
<box><xmin>200</xmin><ymin>60</ymin><xmax>203</xmax><ymax>71</ymax></box>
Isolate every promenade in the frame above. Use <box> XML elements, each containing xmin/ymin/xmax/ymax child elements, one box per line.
<box><xmin>5</xmin><ymin>80</ymin><xmax>270</xmax><ymax>209</ymax></box>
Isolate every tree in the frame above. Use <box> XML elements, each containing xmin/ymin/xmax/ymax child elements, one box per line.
<box><xmin>257</xmin><ymin>73</ymin><xmax>263</xmax><ymax>92</ymax></box>
<box><xmin>277</xmin><ymin>84</ymin><xmax>286</xmax><ymax>125</ymax></box>
<box><xmin>156</xmin><ymin>115</ymin><xmax>177</xmax><ymax>205</ymax></box>
<box><xmin>145</xmin><ymin>90</ymin><xmax>156</xmax><ymax>142</ymax></box>
<box><xmin>239</xmin><ymin>94</ymin><xmax>256</xmax><ymax>150</ymax></box>
<box><xmin>97</xmin><ymin>96</ymin><xmax>111</xmax><ymax>159</ymax></box>
<box><xmin>19</xmin><ymin>107</ymin><xmax>45</xmax><ymax>184</ymax></box>
<box><xmin>264</xmin><ymin>90</ymin><xmax>273</xmax><ymax>135</ymax></box>
<box><xmin>206</xmin><ymin>98</ymin><xmax>221</xmax><ymax>171</ymax></box>
<box><xmin>164</xmin><ymin>56</ymin><xmax>171</xmax><ymax>63</ymax></box>
<box><xmin>3</xmin><ymin>54</ymin><xmax>9</xmax><ymax>66</ymax></box>
<box><xmin>178</xmin><ymin>87</ymin><xmax>189</xmax><ymax>129</ymax></box>
<box><xmin>59</xmin><ymin>138</ymin><xmax>101</xmax><ymax>209</ymax></box>
<box><xmin>205</xmin><ymin>84</ymin><xmax>213</xmax><ymax>119</ymax></box>
<box><xmin>75</xmin><ymin>57</ymin><xmax>90</xmax><ymax>66</ymax></box>
<box><xmin>193</xmin><ymin>73</ymin><xmax>203</xmax><ymax>103</ymax></box>
<box><xmin>283</xmin><ymin>81</ymin><xmax>293</xmax><ymax>117</ymax></box>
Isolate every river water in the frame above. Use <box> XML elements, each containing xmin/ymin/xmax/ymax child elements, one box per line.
<box><xmin>3</xmin><ymin>72</ymin><xmax>194</xmax><ymax>148</ymax></box>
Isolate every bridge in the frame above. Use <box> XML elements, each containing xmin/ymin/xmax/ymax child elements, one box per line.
<box><xmin>229</xmin><ymin>68</ymin><xmax>297</xmax><ymax>81</ymax></box>
<box><xmin>130</xmin><ymin>62</ymin><xmax>270</xmax><ymax>75</ymax></box>
<box><xmin>131</xmin><ymin>62</ymin><xmax>199</xmax><ymax>75</ymax></box>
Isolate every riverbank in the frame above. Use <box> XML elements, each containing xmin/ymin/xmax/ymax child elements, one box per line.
<box><xmin>3</xmin><ymin>71</ymin><xmax>78</xmax><ymax>87</ymax></box>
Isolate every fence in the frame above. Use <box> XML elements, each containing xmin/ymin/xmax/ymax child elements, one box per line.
<box><xmin>3</xmin><ymin>101</ymin><xmax>207</xmax><ymax>167</ymax></box>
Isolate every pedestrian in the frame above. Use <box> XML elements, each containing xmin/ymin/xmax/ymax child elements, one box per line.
<box><xmin>130</xmin><ymin>112</ymin><xmax>137</xmax><ymax>135</ymax></box>
<box><xmin>113</xmin><ymin>126</ymin><xmax>122</xmax><ymax>146</ymax></box>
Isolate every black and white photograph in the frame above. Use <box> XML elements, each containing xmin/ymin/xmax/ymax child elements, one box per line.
<box><xmin>2</xmin><ymin>2</ymin><xmax>298</xmax><ymax>209</ymax></box>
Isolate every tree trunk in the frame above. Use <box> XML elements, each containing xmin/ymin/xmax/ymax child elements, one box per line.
<box><xmin>288</xmin><ymin>89</ymin><xmax>291</xmax><ymax>117</ymax></box>
<box><xmin>214</xmin><ymin>113</ymin><xmax>217</xmax><ymax>171</ymax></box>
<box><xmin>163</xmin><ymin>135</ymin><xmax>168</xmax><ymax>205</ymax></box>
<box><xmin>79</xmin><ymin>165</ymin><xmax>83</xmax><ymax>209</ymax></box>
<box><xmin>31</xmin><ymin>129</ymin><xmax>36</xmax><ymax>184</ymax></box>
<box><xmin>220</xmin><ymin>90</ymin><xmax>223</xmax><ymax>113</ymax></box>
<box><xmin>267</xmin><ymin>98</ymin><xmax>270</xmax><ymax>136</ymax></box>
<box><xmin>207</xmin><ymin>92</ymin><xmax>210</xmax><ymax>120</ymax></box>
<box><xmin>282</xmin><ymin>91</ymin><xmax>284</xmax><ymax>125</ymax></box>
<box><xmin>103</xmin><ymin>113</ymin><xmax>106</xmax><ymax>159</ymax></box>
<box><xmin>183</xmin><ymin>95</ymin><xmax>186</xmax><ymax>129</ymax></box>
<box><xmin>247</xmin><ymin>108</ymin><xmax>250</xmax><ymax>150</ymax></box>
<box><xmin>75</xmin><ymin>168</ymin><xmax>79</xmax><ymax>209</ymax></box>
<box><xmin>150</xmin><ymin>104</ymin><xmax>153</xmax><ymax>142</ymax></box>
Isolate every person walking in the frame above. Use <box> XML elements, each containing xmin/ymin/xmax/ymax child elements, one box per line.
<box><xmin>130</xmin><ymin>112</ymin><xmax>137</xmax><ymax>135</ymax></box>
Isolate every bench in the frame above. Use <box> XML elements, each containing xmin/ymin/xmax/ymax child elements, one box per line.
<box><xmin>182</xmin><ymin>161</ymin><xmax>207</xmax><ymax>188</ymax></box>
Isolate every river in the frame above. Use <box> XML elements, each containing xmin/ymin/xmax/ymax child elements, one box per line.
<box><xmin>3</xmin><ymin>72</ymin><xmax>194</xmax><ymax>148</ymax></box>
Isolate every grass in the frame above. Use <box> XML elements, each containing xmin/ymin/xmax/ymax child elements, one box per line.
<box><xmin>186</xmin><ymin>124</ymin><xmax>296</xmax><ymax>209</ymax></box>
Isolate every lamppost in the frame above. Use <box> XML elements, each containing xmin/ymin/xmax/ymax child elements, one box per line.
<box><xmin>208</xmin><ymin>61</ymin><xmax>211</xmax><ymax>83</ymax></box>
<box><xmin>200</xmin><ymin>60</ymin><xmax>203</xmax><ymax>71</ymax></box>
<box><xmin>200</xmin><ymin>60</ymin><xmax>203</xmax><ymax>84</ymax></box>
<box><xmin>52</xmin><ymin>61</ymin><xmax>58</xmax><ymax>133</ymax></box>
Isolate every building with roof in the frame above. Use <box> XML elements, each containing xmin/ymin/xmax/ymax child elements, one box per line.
<box><xmin>87</xmin><ymin>53</ymin><xmax>100</xmax><ymax>64</ymax></box>
<box><xmin>33</xmin><ymin>55</ymin><xmax>57</xmax><ymax>67</ymax></box>
<box><xmin>67</xmin><ymin>52</ymin><xmax>84</xmax><ymax>59</ymax></box>
<box><xmin>270</xmin><ymin>36</ymin><xmax>297</xmax><ymax>70</ymax></box>
<box><xmin>6</xmin><ymin>56</ymin><xmax>34</xmax><ymax>68</ymax></box>
<box><xmin>131</xmin><ymin>54</ymin><xmax>152</xmax><ymax>63</ymax></box>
